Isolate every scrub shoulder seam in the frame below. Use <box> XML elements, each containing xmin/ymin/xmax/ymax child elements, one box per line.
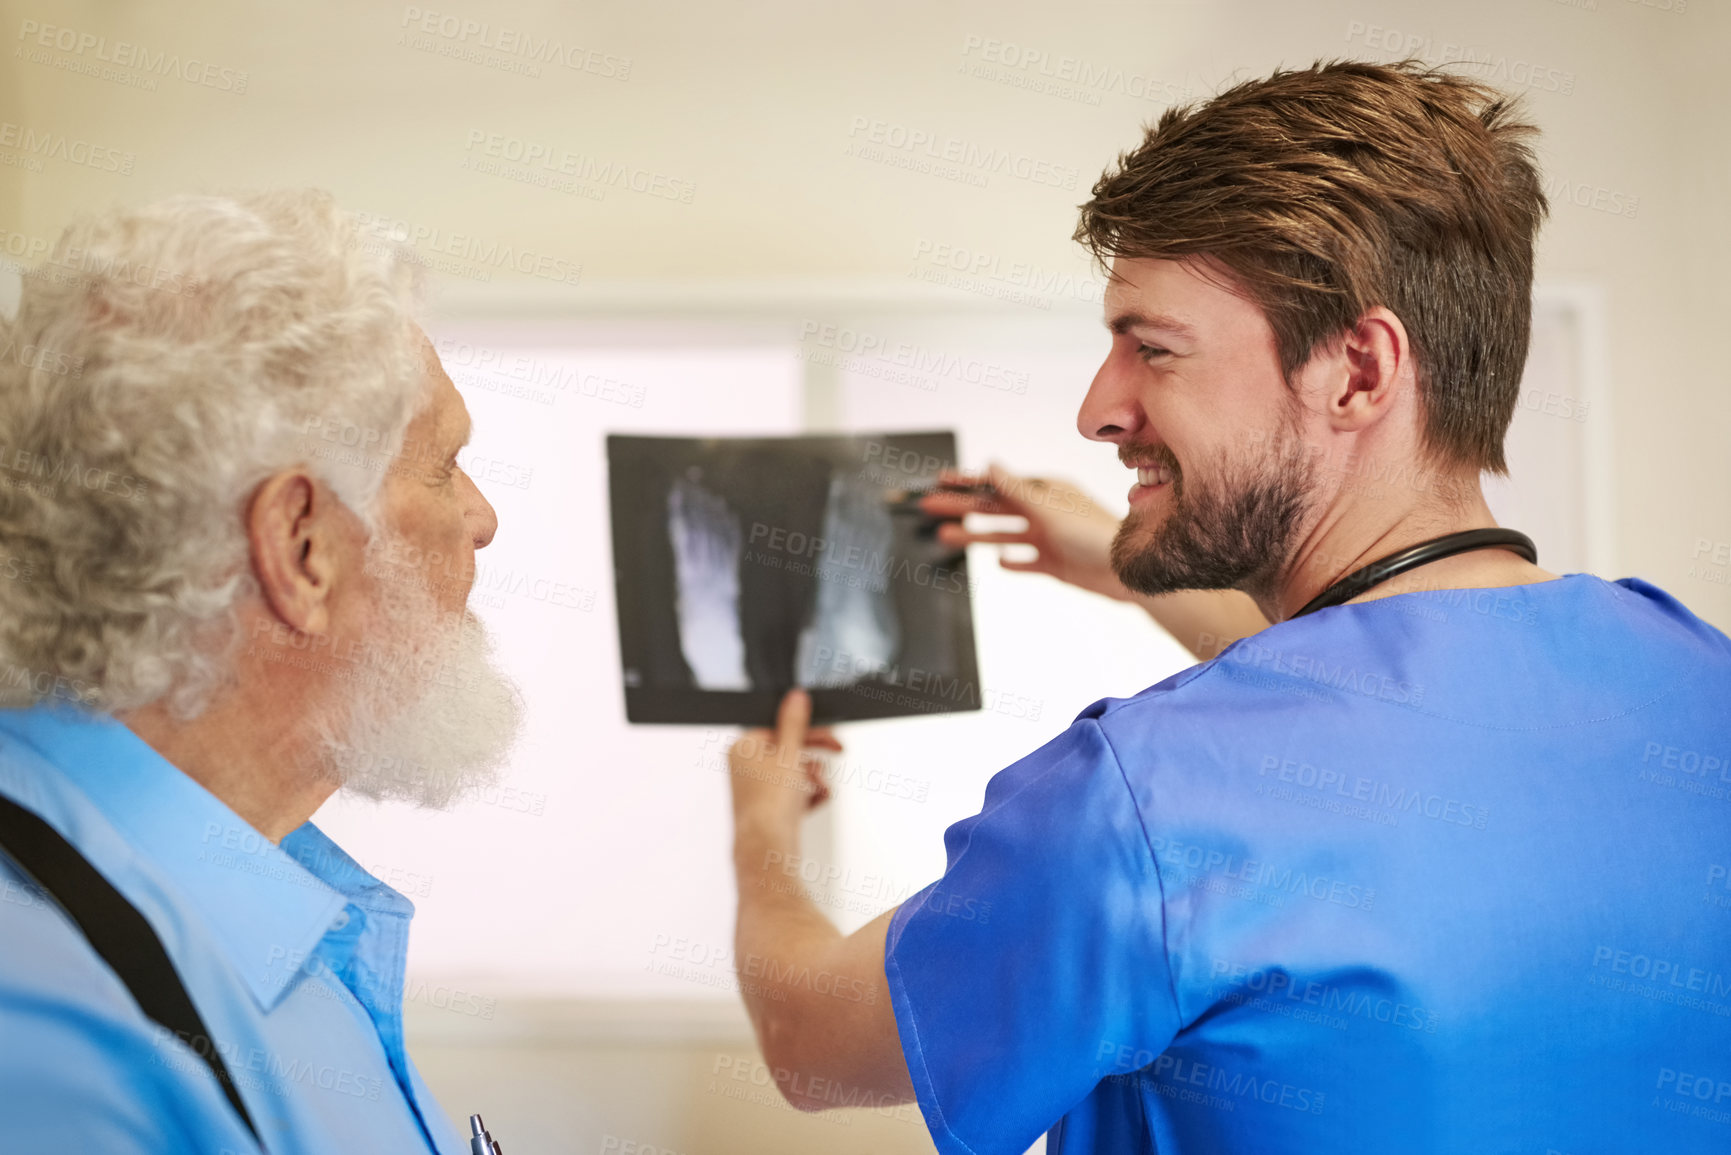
<box><xmin>1086</xmin><ymin>718</ymin><xmax>1184</xmax><ymax>1029</ymax></box>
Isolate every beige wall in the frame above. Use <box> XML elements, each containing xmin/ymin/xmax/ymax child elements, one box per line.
<box><xmin>2</xmin><ymin>0</ymin><xmax>1722</xmax><ymax>625</ymax></box>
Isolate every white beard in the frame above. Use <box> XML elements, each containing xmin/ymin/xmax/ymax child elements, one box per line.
<box><xmin>314</xmin><ymin>530</ymin><xmax>524</xmax><ymax>809</ymax></box>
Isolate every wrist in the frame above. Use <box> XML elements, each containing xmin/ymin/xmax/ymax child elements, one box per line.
<box><xmin>733</xmin><ymin>809</ymin><xmax>799</xmax><ymax>872</ymax></box>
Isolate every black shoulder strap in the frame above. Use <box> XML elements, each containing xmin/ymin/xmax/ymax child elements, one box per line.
<box><xmin>0</xmin><ymin>792</ymin><xmax>265</xmax><ymax>1149</ymax></box>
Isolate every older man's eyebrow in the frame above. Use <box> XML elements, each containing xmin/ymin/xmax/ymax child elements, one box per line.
<box><xmin>1107</xmin><ymin>311</ymin><xmax>1196</xmax><ymax>339</ymax></box>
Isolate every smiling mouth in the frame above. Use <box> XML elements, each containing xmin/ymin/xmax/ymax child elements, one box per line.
<box><xmin>1123</xmin><ymin>446</ymin><xmax>1181</xmax><ymax>507</ymax></box>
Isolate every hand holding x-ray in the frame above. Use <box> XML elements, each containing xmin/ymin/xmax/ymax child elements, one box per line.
<box><xmin>920</xmin><ymin>463</ymin><xmax>1269</xmax><ymax>659</ymax></box>
<box><xmin>919</xmin><ymin>463</ymin><xmax>1127</xmax><ymax>599</ymax></box>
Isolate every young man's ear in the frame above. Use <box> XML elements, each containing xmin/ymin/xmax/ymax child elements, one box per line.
<box><xmin>247</xmin><ymin>471</ymin><xmax>352</xmax><ymax>637</ymax></box>
<box><xmin>1324</xmin><ymin>306</ymin><xmax>1413</xmax><ymax>433</ymax></box>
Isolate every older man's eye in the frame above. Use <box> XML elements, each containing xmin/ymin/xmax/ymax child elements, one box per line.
<box><xmin>1137</xmin><ymin>344</ymin><xmax>1170</xmax><ymax>363</ymax></box>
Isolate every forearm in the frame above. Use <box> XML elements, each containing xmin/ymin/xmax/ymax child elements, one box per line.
<box><xmin>732</xmin><ymin>813</ymin><xmax>846</xmax><ymax>1026</ymax></box>
<box><xmin>730</xmin><ymin>814</ymin><xmax>907</xmax><ymax>1110</ymax></box>
<box><xmin>724</xmin><ymin>693</ymin><xmax>915</xmax><ymax>1110</ymax></box>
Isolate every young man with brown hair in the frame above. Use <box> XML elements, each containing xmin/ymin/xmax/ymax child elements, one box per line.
<box><xmin>724</xmin><ymin>60</ymin><xmax>1731</xmax><ymax>1153</ymax></box>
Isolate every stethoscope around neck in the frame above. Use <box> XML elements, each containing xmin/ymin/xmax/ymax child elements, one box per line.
<box><xmin>1289</xmin><ymin>528</ymin><xmax>1539</xmax><ymax>619</ymax></box>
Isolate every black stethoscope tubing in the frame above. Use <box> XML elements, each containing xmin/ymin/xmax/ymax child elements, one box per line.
<box><xmin>1289</xmin><ymin>528</ymin><xmax>1539</xmax><ymax>619</ymax></box>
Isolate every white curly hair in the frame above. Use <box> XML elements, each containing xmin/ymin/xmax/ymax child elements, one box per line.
<box><xmin>0</xmin><ymin>189</ymin><xmax>427</xmax><ymax>718</ymax></box>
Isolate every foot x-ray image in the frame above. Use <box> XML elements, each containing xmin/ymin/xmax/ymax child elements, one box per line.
<box><xmin>607</xmin><ymin>432</ymin><xmax>981</xmax><ymax>724</ymax></box>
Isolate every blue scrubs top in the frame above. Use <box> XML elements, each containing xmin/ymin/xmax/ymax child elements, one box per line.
<box><xmin>885</xmin><ymin>575</ymin><xmax>1731</xmax><ymax>1154</ymax></box>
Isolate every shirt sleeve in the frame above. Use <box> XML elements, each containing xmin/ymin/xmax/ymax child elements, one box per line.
<box><xmin>884</xmin><ymin>717</ymin><xmax>1180</xmax><ymax>1155</ymax></box>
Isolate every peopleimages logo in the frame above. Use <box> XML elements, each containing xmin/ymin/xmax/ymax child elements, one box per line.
<box><xmin>908</xmin><ymin>239</ymin><xmax>1106</xmax><ymax>308</ymax></box>
<box><xmin>1343</xmin><ymin>21</ymin><xmax>1576</xmax><ymax>95</ymax></box>
<box><xmin>1096</xmin><ymin>1044</ymin><xmax>1327</xmax><ymax>1116</ymax></box>
<box><xmin>845</xmin><ymin>114</ymin><xmax>1080</xmax><ymax>190</ymax></box>
<box><xmin>16</xmin><ymin>20</ymin><xmax>250</xmax><ymax>93</ymax></box>
<box><xmin>745</xmin><ymin>521</ymin><xmax>972</xmax><ymax>596</ymax></box>
<box><xmin>354</xmin><ymin>212</ymin><xmax>584</xmax><ymax>285</ymax></box>
<box><xmin>1206</xmin><ymin>957</ymin><xmax>1440</xmax><ymax>1032</ymax></box>
<box><xmin>1146</xmin><ymin>835</ymin><xmax>1376</xmax><ymax>911</ymax></box>
<box><xmin>957</xmin><ymin>35</ymin><xmax>1195</xmax><ymax>106</ymax></box>
<box><xmin>798</xmin><ymin>321</ymin><xmax>1030</xmax><ymax>395</ymax></box>
<box><xmin>0</xmin><ymin>120</ymin><xmax>134</xmax><ymax>174</ymax></box>
<box><xmin>399</xmin><ymin>7</ymin><xmax>631</xmax><ymax>78</ymax></box>
<box><xmin>1591</xmin><ymin>945</ymin><xmax>1731</xmax><ymax>998</ymax></box>
<box><xmin>1256</xmin><ymin>756</ymin><xmax>1490</xmax><ymax>830</ymax></box>
<box><xmin>1216</xmin><ymin>639</ymin><xmax>1424</xmax><ymax>707</ymax></box>
<box><xmin>462</xmin><ymin>129</ymin><xmax>695</xmax><ymax>203</ymax></box>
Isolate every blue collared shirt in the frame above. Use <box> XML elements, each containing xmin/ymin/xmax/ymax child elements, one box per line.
<box><xmin>0</xmin><ymin>703</ymin><xmax>467</xmax><ymax>1154</ymax></box>
<box><xmin>886</xmin><ymin>575</ymin><xmax>1731</xmax><ymax>1154</ymax></box>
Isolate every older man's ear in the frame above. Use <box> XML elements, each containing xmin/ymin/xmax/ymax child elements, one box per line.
<box><xmin>246</xmin><ymin>469</ymin><xmax>361</xmax><ymax>639</ymax></box>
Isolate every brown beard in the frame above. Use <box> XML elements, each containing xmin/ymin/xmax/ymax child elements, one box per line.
<box><xmin>1110</xmin><ymin>426</ymin><xmax>1315</xmax><ymax>601</ymax></box>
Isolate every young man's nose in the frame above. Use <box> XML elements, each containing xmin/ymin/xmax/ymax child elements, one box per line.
<box><xmin>1078</xmin><ymin>352</ymin><xmax>1145</xmax><ymax>444</ymax></box>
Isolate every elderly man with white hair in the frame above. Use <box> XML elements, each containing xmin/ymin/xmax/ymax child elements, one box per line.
<box><xmin>0</xmin><ymin>190</ymin><xmax>522</xmax><ymax>1153</ymax></box>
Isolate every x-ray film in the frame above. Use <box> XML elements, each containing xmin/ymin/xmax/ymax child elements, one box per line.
<box><xmin>607</xmin><ymin>432</ymin><xmax>982</xmax><ymax>725</ymax></box>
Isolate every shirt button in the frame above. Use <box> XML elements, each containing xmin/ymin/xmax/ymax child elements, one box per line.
<box><xmin>331</xmin><ymin>911</ymin><xmax>350</xmax><ymax>930</ymax></box>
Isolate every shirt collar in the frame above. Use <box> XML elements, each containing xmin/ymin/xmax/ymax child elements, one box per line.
<box><xmin>0</xmin><ymin>702</ymin><xmax>400</xmax><ymax>1011</ymax></box>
